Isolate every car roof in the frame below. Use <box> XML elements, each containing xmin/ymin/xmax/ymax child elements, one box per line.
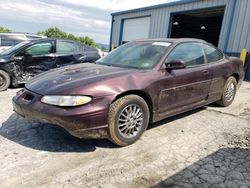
<box><xmin>28</xmin><ymin>38</ymin><xmax>79</xmax><ymax>42</ymax></box>
<box><xmin>134</xmin><ymin>38</ymin><xmax>207</xmax><ymax>44</ymax></box>
<box><xmin>29</xmin><ymin>38</ymin><xmax>94</xmax><ymax>46</ymax></box>
<box><xmin>27</xmin><ymin>38</ymin><xmax>96</xmax><ymax>49</ymax></box>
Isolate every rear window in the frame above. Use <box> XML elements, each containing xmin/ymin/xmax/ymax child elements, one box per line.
<box><xmin>203</xmin><ymin>44</ymin><xmax>224</xmax><ymax>63</ymax></box>
<box><xmin>0</xmin><ymin>35</ymin><xmax>26</xmax><ymax>46</ymax></box>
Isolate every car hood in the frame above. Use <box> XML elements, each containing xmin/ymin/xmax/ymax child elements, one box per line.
<box><xmin>26</xmin><ymin>63</ymin><xmax>137</xmax><ymax>95</ymax></box>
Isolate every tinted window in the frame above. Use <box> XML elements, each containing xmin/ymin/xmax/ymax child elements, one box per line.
<box><xmin>0</xmin><ymin>35</ymin><xmax>25</xmax><ymax>46</ymax></box>
<box><xmin>167</xmin><ymin>43</ymin><xmax>205</xmax><ymax>66</ymax></box>
<box><xmin>83</xmin><ymin>44</ymin><xmax>95</xmax><ymax>51</ymax></box>
<box><xmin>75</xmin><ymin>43</ymin><xmax>84</xmax><ymax>52</ymax></box>
<box><xmin>203</xmin><ymin>44</ymin><xmax>224</xmax><ymax>63</ymax></box>
<box><xmin>25</xmin><ymin>42</ymin><xmax>53</xmax><ymax>56</ymax></box>
<box><xmin>57</xmin><ymin>41</ymin><xmax>81</xmax><ymax>54</ymax></box>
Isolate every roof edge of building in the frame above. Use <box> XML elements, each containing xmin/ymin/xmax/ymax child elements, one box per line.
<box><xmin>111</xmin><ymin>0</ymin><xmax>202</xmax><ymax>16</ymax></box>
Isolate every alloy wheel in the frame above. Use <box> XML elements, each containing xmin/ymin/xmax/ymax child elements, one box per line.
<box><xmin>117</xmin><ymin>104</ymin><xmax>144</xmax><ymax>138</ymax></box>
<box><xmin>225</xmin><ymin>82</ymin><xmax>235</xmax><ymax>102</ymax></box>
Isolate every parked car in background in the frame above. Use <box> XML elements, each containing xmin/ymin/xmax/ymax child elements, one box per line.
<box><xmin>0</xmin><ymin>38</ymin><xmax>101</xmax><ymax>91</ymax></box>
<box><xmin>0</xmin><ymin>33</ymin><xmax>46</xmax><ymax>53</ymax></box>
<box><xmin>12</xmin><ymin>38</ymin><xmax>244</xmax><ymax>146</ymax></box>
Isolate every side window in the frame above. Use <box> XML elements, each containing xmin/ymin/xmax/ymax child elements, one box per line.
<box><xmin>57</xmin><ymin>41</ymin><xmax>78</xmax><ymax>54</ymax></box>
<box><xmin>1</xmin><ymin>35</ymin><xmax>25</xmax><ymax>46</ymax></box>
<box><xmin>167</xmin><ymin>43</ymin><xmax>205</xmax><ymax>66</ymax></box>
<box><xmin>25</xmin><ymin>42</ymin><xmax>53</xmax><ymax>56</ymax></box>
<box><xmin>75</xmin><ymin>43</ymin><xmax>84</xmax><ymax>52</ymax></box>
<box><xmin>203</xmin><ymin>44</ymin><xmax>224</xmax><ymax>63</ymax></box>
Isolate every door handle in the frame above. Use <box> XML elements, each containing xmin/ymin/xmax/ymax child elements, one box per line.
<box><xmin>202</xmin><ymin>70</ymin><xmax>209</xmax><ymax>74</ymax></box>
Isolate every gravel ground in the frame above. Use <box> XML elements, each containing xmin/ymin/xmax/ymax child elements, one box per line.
<box><xmin>0</xmin><ymin>82</ymin><xmax>250</xmax><ymax>188</ymax></box>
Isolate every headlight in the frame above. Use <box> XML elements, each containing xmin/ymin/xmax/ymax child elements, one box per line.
<box><xmin>41</xmin><ymin>96</ymin><xmax>92</xmax><ymax>106</ymax></box>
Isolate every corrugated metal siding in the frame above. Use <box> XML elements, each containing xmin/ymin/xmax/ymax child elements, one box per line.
<box><xmin>227</xmin><ymin>0</ymin><xmax>250</xmax><ymax>53</ymax></box>
<box><xmin>111</xmin><ymin>0</ymin><xmax>250</xmax><ymax>53</ymax></box>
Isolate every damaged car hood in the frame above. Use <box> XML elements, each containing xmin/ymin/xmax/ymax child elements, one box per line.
<box><xmin>25</xmin><ymin>63</ymin><xmax>137</xmax><ymax>95</ymax></box>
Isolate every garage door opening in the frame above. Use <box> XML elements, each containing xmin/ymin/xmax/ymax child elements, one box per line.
<box><xmin>170</xmin><ymin>7</ymin><xmax>225</xmax><ymax>46</ymax></box>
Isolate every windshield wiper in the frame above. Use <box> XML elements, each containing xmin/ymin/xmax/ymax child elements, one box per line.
<box><xmin>97</xmin><ymin>62</ymin><xmax>141</xmax><ymax>69</ymax></box>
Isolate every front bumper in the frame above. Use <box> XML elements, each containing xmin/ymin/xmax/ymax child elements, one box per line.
<box><xmin>12</xmin><ymin>88</ymin><xmax>110</xmax><ymax>139</ymax></box>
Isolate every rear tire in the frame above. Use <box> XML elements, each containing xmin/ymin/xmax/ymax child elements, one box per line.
<box><xmin>0</xmin><ymin>70</ymin><xmax>11</xmax><ymax>91</ymax></box>
<box><xmin>216</xmin><ymin>76</ymin><xmax>237</xmax><ymax>107</ymax></box>
<box><xmin>108</xmin><ymin>95</ymin><xmax>149</xmax><ymax>146</ymax></box>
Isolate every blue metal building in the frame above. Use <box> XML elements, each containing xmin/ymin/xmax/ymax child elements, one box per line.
<box><xmin>109</xmin><ymin>0</ymin><xmax>250</xmax><ymax>56</ymax></box>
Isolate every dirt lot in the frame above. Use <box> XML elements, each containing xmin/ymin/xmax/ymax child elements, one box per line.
<box><xmin>0</xmin><ymin>82</ymin><xmax>250</xmax><ymax>188</ymax></box>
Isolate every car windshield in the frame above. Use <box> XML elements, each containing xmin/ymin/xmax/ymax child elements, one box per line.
<box><xmin>97</xmin><ymin>41</ymin><xmax>171</xmax><ymax>69</ymax></box>
<box><xmin>0</xmin><ymin>41</ymin><xmax>30</xmax><ymax>55</ymax></box>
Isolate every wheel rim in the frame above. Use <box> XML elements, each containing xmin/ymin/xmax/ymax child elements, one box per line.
<box><xmin>117</xmin><ymin>104</ymin><xmax>144</xmax><ymax>138</ymax></box>
<box><xmin>225</xmin><ymin>82</ymin><xmax>235</xmax><ymax>102</ymax></box>
<box><xmin>0</xmin><ymin>74</ymin><xmax>6</xmax><ymax>88</ymax></box>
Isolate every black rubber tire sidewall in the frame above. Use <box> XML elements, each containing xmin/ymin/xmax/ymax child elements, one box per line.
<box><xmin>0</xmin><ymin>70</ymin><xmax>11</xmax><ymax>91</ymax></box>
<box><xmin>108</xmin><ymin>95</ymin><xmax>149</xmax><ymax>146</ymax></box>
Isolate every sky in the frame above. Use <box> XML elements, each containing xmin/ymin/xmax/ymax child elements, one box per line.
<box><xmin>0</xmin><ymin>0</ymin><xmax>176</xmax><ymax>44</ymax></box>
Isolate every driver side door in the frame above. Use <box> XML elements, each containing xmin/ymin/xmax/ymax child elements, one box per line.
<box><xmin>158</xmin><ymin>42</ymin><xmax>211</xmax><ymax>115</ymax></box>
<box><xmin>19</xmin><ymin>40</ymin><xmax>56</xmax><ymax>77</ymax></box>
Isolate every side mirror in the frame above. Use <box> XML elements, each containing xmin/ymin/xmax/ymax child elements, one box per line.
<box><xmin>24</xmin><ymin>51</ymin><xmax>32</xmax><ymax>57</ymax></box>
<box><xmin>14</xmin><ymin>56</ymin><xmax>24</xmax><ymax>61</ymax></box>
<box><xmin>165</xmin><ymin>59</ymin><xmax>186</xmax><ymax>70</ymax></box>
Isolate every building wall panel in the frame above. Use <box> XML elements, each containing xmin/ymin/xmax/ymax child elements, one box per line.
<box><xmin>228</xmin><ymin>0</ymin><xmax>250</xmax><ymax>53</ymax></box>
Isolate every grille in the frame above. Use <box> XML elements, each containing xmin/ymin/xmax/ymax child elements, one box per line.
<box><xmin>23</xmin><ymin>93</ymin><xmax>34</xmax><ymax>101</ymax></box>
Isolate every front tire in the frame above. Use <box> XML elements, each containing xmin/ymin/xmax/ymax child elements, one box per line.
<box><xmin>108</xmin><ymin>95</ymin><xmax>149</xmax><ymax>146</ymax></box>
<box><xmin>216</xmin><ymin>76</ymin><xmax>237</xmax><ymax>107</ymax></box>
<box><xmin>0</xmin><ymin>70</ymin><xmax>11</xmax><ymax>91</ymax></box>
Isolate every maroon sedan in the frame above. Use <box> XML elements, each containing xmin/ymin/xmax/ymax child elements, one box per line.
<box><xmin>12</xmin><ymin>38</ymin><xmax>244</xmax><ymax>146</ymax></box>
